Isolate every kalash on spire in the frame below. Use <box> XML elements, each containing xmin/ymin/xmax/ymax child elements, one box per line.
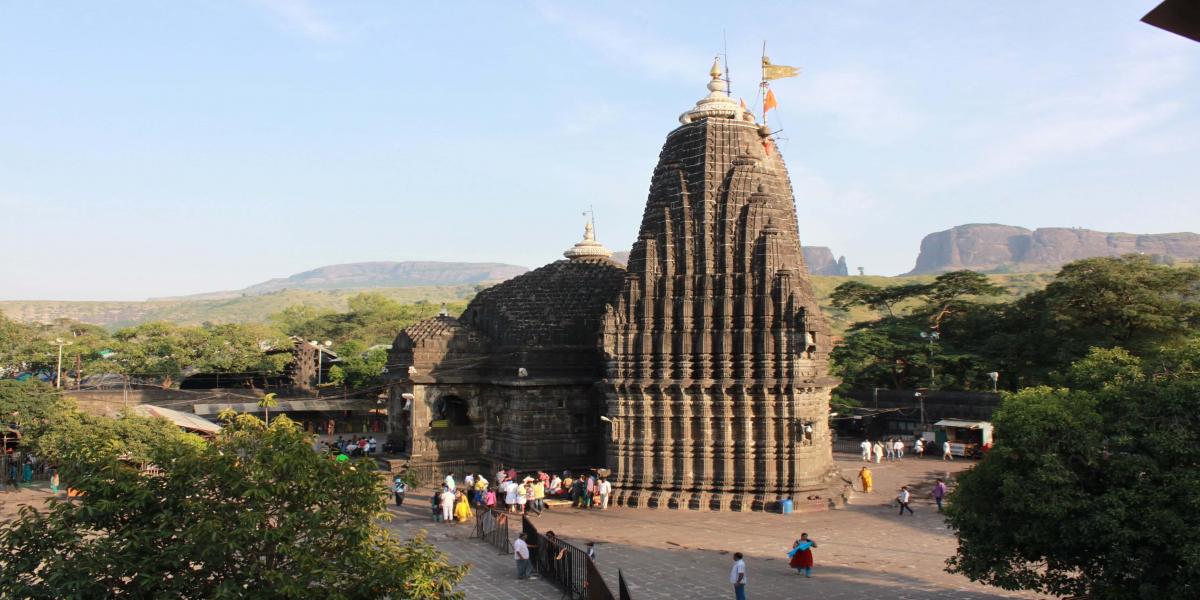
<box><xmin>601</xmin><ymin>56</ymin><xmax>842</xmax><ymax>512</ymax></box>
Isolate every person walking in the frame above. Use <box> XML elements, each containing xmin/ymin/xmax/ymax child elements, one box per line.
<box><xmin>894</xmin><ymin>438</ymin><xmax>905</xmax><ymax>459</ymax></box>
<box><xmin>932</xmin><ymin>478</ymin><xmax>948</xmax><ymax>512</ymax></box>
<box><xmin>730</xmin><ymin>552</ymin><xmax>748</xmax><ymax>600</ymax></box>
<box><xmin>872</xmin><ymin>441</ymin><xmax>884</xmax><ymax>464</ymax></box>
<box><xmin>942</xmin><ymin>440</ymin><xmax>954</xmax><ymax>461</ymax></box>
<box><xmin>885</xmin><ymin>438</ymin><xmax>896</xmax><ymax>461</ymax></box>
<box><xmin>440</xmin><ymin>487</ymin><xmax>456</xmax><ymax>523</ymax></box>
<box><xmin>897</xmin><ymin>485</ymin><xmax>914</xmax><ymax>515</ymax></box>
<box><xmin>431</xmin><ymin>491</ymin><xmax>443</xmax><ymax>523</ymax></box>
<box><xmin>860</xmin><ymin>439</ymin><xmax>871</xmax><ymax>462</ymax></box>
<box><xmin>858</xmin><ymin>466</ymin><xmax>873</xmax><ymax>493</ymax></box>
<box><xmin>514</xmin><ymin>533</ymin><xmax>534</xmax><ymax>580</ymax></box>
<box><xmin>505</xmin><ymin>479</ymin><xmax>520</xmax><ymax>513</ymax></box>
<box><xmin>914</xmin><ymin>438</ymin><xmax>925</xmax><ymax>458</ymax></box>
<box><xmin>599</xmin><ymin>477</ymin><xmax>611</xmax><ymax>510</ymax></box>
<box><xmin>444</xmin><ymin>473</ymin><xmax>456</xmax><ymax>490</ymax></box>
<box><xmin>787</xmin><ymin>533</ymin><xmax>817</xmax><ymax>577</ymax></box>
<box><xmin>392</xmin><ymin>475</ymin><xmax>407</xmax><ymax>507</ymax></box>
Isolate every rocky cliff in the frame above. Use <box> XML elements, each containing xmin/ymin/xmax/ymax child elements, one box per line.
<box><xmin>907</xmin><ymin>224</ymin><xmax>1200</xmax><ymax>274</ymax></box>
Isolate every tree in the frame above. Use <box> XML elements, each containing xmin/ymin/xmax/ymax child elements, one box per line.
<box><xmin>0</xmin><ymin>413</ymin><xmax>468</xmax><ymax>598</ymax></box>
<box><xmin>0</xmin><ymin>380</ymin><xmax>73</xmax><ymax>442</ymax></box>
<box><xmin>945</xmin><ymin>344</ymin><xmax>1200</xmax><ymax>598</ymax></box>
<box><xmin>258</xmin><ymin>392</ymin><xmax>279</xmax><ymax>424</ymax></box>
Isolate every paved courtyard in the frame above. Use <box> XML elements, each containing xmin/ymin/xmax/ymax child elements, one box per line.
<box><xmin>386</xmin><ymin>454</ymin><xmax>1049</xmax><ymax>599</ymax></box>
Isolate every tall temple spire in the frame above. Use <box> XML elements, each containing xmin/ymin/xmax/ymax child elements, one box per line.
<box><xmin>604</xmin><ymin>58</ymin><xmax>839</xmax><ymax>513</ymax></box>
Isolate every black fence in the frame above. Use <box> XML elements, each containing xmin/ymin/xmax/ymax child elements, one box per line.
<box><xmin>471</xmin><ymin>508</ymin><xmax>513</xmax><ymax>555</ymax></box>
<box><xmin>521</xmin><ymin>516</ymin><xmax>631</xmax><ymax>600</ymax></box>
<box><xmin>396</xmin><ymin>459</ymin><xmax>466</xmax><ymax>488</ymax></box>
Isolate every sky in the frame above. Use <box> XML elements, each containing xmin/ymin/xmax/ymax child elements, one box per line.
<box><xmin>1</xmin><ymin>1</ymin><xmax>1197</xmax><ymax>301</ymax></box>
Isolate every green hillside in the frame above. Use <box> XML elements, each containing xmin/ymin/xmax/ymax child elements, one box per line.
<box><xmin>0</xmin><ymin>285</ymin><xmax>482</xmax><ymax>329</ymax></box>
<box><xmin>1</xmin><ymin>273</ymin><xmax>1055</xmax><ymax>335</ymax></box>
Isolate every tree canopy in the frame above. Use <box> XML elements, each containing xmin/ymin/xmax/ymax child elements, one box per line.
<box><xmin>831</xmin><ymin>256</ymin><xmax>1200</xmax><ymax>391</ymax></box>
<box><xmin>0</xmin><ymin>412</ymin><xmax>467</xmax><ymax>599</ymax></box>
<box><xmin>945</xmin><ymin>343</ymin><xmax>1200</xmax><ymax>598</ymax></box>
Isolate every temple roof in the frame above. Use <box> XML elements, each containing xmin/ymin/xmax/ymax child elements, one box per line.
<box><xmin>400</xmin><ymin>314</ymin><xmax>471</xmax><ymax>344</ymax></box>
<box><xmin>461</xmin><ymin>258</ymin><xmax>625</xmax><ymax>349</ymax></box>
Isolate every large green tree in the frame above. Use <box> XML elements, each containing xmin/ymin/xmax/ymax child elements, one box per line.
<box><xmin>945</xmin><ymin>344</ymin><xmax>1200</xmax><ymax>598</ymax></box>
<box><xmin>0</xmin><ymin>413</ymin><xmax>467</xmax><ymax>599</ymax></box>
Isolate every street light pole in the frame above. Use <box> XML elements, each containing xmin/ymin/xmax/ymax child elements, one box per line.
<box><xmin>54</xmin><ymin>338</ymin><xmax>72</xmax><ymax>389</ymax></box>
<box><xmin>919</xmin><ymin>331</ymin><xmax>940</xmax><ymax>389</ymax></box>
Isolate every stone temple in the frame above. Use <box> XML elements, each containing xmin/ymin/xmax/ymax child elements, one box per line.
<box><xmin>387</xmin><ymin>60</ymin><xmax>841</xmax><ymax>511</ymax></box>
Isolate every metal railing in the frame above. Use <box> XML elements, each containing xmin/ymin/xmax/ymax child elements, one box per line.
<box><xmin>522</xmin><ymin>516</ymin><xmax>629</xmax><ymax>600</ymax></box>
<box><xmin>471</xmin><ymin>507</ymin><xmax>513</xmax><ymax>555</ymax></box>
<box><xmin>395</xmin><ymin>459</ymin><xmax>466</xmax><ymax>488</ymax></box>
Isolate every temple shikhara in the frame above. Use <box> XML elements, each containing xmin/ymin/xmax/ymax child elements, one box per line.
<box><xmin>388</xmin><ymin>59</ymin><xmax>842</xmax><ymax>511</ymax></box>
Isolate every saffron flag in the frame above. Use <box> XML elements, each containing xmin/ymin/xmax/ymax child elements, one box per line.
<box><xmin>762</xmin><ymin>57</ymin><xmax>801</xmax><ymax>81</ymax></box>
<box><xmin>763</xmin><ymin>88</ymin><xmax>778</xmax><ymax>113</ymax></box>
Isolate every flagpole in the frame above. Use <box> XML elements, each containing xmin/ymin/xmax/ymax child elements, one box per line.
<box><xmin>761</xmin><ymin>40</ymin><xmax>768</xmax><ymax>129</ymax></box>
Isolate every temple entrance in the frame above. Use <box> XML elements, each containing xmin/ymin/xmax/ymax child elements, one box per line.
<box><xmin>433</xmin><ymin>395</ymin><xmax>472</xmax><ymax>427</ymax></box>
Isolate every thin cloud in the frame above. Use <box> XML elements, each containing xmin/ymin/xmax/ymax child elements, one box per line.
<box><xmin>787</xmin><ymin>70</ymin><xmax>922</xmax><ymax>144</ymax></box>
<box><xmin>535</xmin><ymin>2</ymin><xmax>698</xmax><ymax>82</ymax></box>
<box><xmin>252</xmin><ymin>0</ymin><xmax>339</xmax><ymax>41</ymax></box>
<box><xmin>938</xmin><ymin>36</ymin><xmax>1192</xmax><ymax>188</ymax></box>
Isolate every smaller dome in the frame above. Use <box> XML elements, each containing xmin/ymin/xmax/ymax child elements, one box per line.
<box><xmin>564</xmin><ymin>219</ymin><xmax>613</xmax><ymax>261</ymax></box>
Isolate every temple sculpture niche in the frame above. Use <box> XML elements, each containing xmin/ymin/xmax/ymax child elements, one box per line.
<box><xmin>601</xmin><ymin>60</ymin><xmax>840</xmax><ymax>511</ymax></box>
<box><xmin>387</xmin><ymin>59</ymin><xmax>841</xmax><ymax>511</ymax></box>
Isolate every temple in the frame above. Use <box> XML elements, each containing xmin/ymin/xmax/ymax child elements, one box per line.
<box><xmin>387</xmin><ymin>59</ymin><xmax>841</xmax><ymax>511</ymax></box>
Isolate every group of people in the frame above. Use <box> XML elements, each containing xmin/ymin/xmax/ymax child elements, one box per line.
<box><xmin>727</xmin><ymin>532</ymin><xmax>820</xmax><ymax>599</ymax></box>
<box><xmin>417</xmin><ymin>468</ymin><xmax>615</xmax><ymax>526</ymax></box>
<box><xmin>322</xmin><ymin>436</ymin><xmax>378</xmax><ymax>457</ymax></box>
<box><xmin>856</xmin><ymin>467</ymin><xmax>950</xmax><ymax>515</ymax></box>
<box><xmin>860</xmin><ymin>437</ymin><xmax>957</xmax><ymax>462</ymax></box>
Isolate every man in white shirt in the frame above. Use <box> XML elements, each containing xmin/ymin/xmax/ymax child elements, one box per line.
<box><xmin>464</xmin><ymin>473</ymin><xmax>475</xmax><ymax>489</ymax></box>
<box><xmin>914</xmin><ymin>438</ymin><xmax>925</xmax><ymax>458</ymax></box>
<box><xmin>885</xmin><ymin>438</ymin><xmax>896</xmax><ymax>460</ymax></box>
<box><xmin>440</xmin><ymin>488</ymin><xmax>455</xmax><ymax>523</ymax></box>
<box><xmin>513</xmin><ymin>533</ymin><xmax>534</xmax><ymax>579</ymax></box>
<box><xmin>893</xmin><ymin>439</ymin><xmax>905</xmax><ymax>459</ymax></box>
<box><xmin>942</xmin><ymin>441</ymin><xmax>954</xmax><ymax>461</ymax></box>
<box><xmin>897</xmin><ymin>485</ymin><xmax>914</xmax><ymax>515</ymax></box>
<box><xmin>860</xmin><ymin>439</ymin><xmax>871</xmax><ymax>461</ymax></box>
<box><xmin>599</xmin><ymin>478</ymin><xmax>612</xmax><ymax>510</ymax></box>
<box><xmin>730</xmin><ymin>552</ymin><xmax>747</xmax><ymax>600</ymax></box>
<box><xmin>444</xmin><ymin>473</ymin><xmax>455</xmax><ymax>490</ymax></box>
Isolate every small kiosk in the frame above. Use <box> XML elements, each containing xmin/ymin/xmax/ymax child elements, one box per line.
<box><xmin>930</xmin><ymin>419</ymin><xmax>993</xmax><ymax>458</ymax></box>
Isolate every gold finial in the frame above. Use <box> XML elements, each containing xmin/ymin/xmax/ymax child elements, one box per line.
<box><xmin>710</xmin><ymin>57</ymin><xmax>722</xmax><ymax>80</ymax></box>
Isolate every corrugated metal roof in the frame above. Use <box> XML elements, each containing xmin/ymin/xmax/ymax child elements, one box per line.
<box><xmin>934</xmin><ymin>419</ymin><xmax>990</xmax><ymax>429</ymax></box>
<box><xmin>131</xmin><ymin>405</ymin><xmax>222</xmax><ymax>434</ymax></box>
<box><xmin>192</xmin><ymin>399</ymin><xmax>379</xmax><ymax>416</ymax></box>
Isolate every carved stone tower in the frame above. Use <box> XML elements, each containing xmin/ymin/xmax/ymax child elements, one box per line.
<box><xmin>602</xmin><ymin>60</ymin><xmax>840</xmax><ymax>512</ymax></box>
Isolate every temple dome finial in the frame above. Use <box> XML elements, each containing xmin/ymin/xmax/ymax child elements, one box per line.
<box><xmin>680</xmin><ymin>56</ymin><xmax>745</xmax><ymax>124</ymax></box>
<box><xmin>564</xmin><ymin>217</ymin><xmax>613</xmax><ymax>261</ymax></box>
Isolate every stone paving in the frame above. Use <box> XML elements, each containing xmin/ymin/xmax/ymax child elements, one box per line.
<box><xmin>385</xmin><ymin>454</ymin><xmax>1049</xmax><ymax>599</ymax></box>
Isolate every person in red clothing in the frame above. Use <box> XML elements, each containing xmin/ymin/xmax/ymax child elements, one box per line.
<box><xmin>787</xmin><ymin>533</ymin><xmax>817</xmax><ymax>577</ymax></box>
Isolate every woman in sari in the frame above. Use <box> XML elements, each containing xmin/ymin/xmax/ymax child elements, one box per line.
<box><xmin>788</xmin><ymin>533</ymin><xmax>817</xmax><ymax>577</ymax></box>
<box><xmin>454</xmin><ymin>489</ymin><xmax>474</xmax><ymax>523</ymax></box>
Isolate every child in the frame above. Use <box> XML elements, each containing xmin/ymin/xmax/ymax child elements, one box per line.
<box><xmin>431</xmin><ymin>491</ymin><xmax>443</xmax><ymax>523</ymax></box>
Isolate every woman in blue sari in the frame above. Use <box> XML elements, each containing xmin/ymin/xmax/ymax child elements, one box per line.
<box><xmin>787</xmin><ymin>533</ymin><xmax>817</xmax><ymax>577</ymax></box>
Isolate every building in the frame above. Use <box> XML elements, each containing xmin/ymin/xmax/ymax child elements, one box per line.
<box><xmin>388</xmin><ymin>60</ymin><xmax>842</xmax><ymax>511</ymax></box>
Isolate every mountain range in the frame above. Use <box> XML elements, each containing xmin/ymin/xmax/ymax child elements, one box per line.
<box><xmin>907</xmin><ymin>224</ymin><xmax>1200</xmax><ymax>274</ymax></box>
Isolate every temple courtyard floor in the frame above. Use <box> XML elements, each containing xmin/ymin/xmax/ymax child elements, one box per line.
<box><xmin>385</xmin><ymin>453</ymin><xmax>1049</xmax><ymax>599</ymax></box>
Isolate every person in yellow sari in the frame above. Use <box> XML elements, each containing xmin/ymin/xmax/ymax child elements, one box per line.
<box><xmin>858</xmin><ymin>466</ymin><xmax>873</xmax><ymax>493</ymax></box>
<box><xmin>454</xmin><ymin>490</ymin><xmax>473</xmax><ymax>522</ymax></box>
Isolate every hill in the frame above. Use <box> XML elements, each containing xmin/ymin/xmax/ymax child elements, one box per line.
<box><xmin>908</xmin><ymin>224</ymin><xmax>1200</xmax><ymax>275</ymax></box>
<box><xmin>0</xmin><ymin>286</ymin><xmax>481</xmax><ymax>329</ymax></box>
<box><xmin>158</xmin><ymin>261</ymin><xmax>529</xmax><ymax>300</ymax></box>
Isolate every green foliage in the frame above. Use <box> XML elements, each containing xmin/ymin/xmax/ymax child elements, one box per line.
<box><xmin>832</xmin><ymin>256</ymin><xmax>1200</xmax><ymax>391</ymax></box>
<box><xmin>945</xmin><ymin>347</ymin><xmax>1200</xmax><ymax>598</ymax></box>
<box><xmin>0</xmin><ymin>414</ymin><xmax>468</xmax><ymax>598</ymax></box>
<box><xmin>0</xmin><ymin>380</ymin><xmax>73</xmax><ymax>442</ymax></box>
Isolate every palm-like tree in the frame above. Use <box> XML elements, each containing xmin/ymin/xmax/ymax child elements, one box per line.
<box><xmin>258</xmin><ymin>393</ymin><xmax>279</xmax><ymax>425</ymax></box>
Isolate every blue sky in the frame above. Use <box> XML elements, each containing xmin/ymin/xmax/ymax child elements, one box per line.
<box><xmin>2</xmin><ymin>1</ymin><xmax>1196</xmax><ymax>300</ymax></box>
